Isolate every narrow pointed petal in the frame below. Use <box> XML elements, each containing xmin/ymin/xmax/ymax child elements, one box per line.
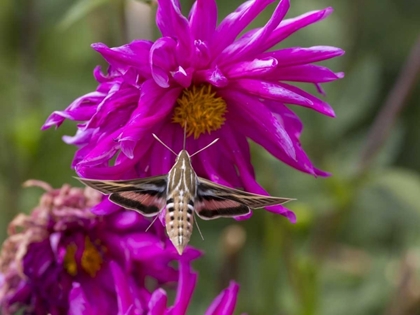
<box><xmin>262</xmin><ymin>7</ymin><xmax>334</xmax><ymax>53</ymax></box>
<box><xmin>263</xmin><ymin>45</ymin><xmax>345</xmax><ymax>66</ymax></box>
<box><xmin>217</xmin><ymin>0</ymin><xmax>290</xmax><ymax>64</ymax></box>
<box><xmin>189</xmin><ymin>0</ymin><xmax>217</xmax><ymax>42</ymax></box>
<box><xmin>225</xmin><ymin>57</ymin><xmax>278</xmax><ymax>79</ymax></box>
<box><xmin>222</xmin><ymin>90</ymin><xmax>296</xmax><ymax>161</ymax></box>
<box><xmin>211</xmin><ymin>0</ymin><xmax>276</xmax><ymax>56</ymax></box>
<box><xmin>156</xmin><ymin>0</ymin><xmax>194</xmax><ymax>66</ymax></box>
<box><xmin>270</xmin><ymin>64</ymin><xmax>344</xmax><ymax>83</ymax></box>
<box><xmin>205</xmin><ymin>281</ymin><xmax>239</xmax><ymax>315</ymax></box>
<box><xmin>278</xmin><ymin>82</ymin><xmax>336</xmax><ymax>117</ymax></box>
<box><xmin>170</xmin><ymin>261</ymin><xmax>197</xmax><ymax>315</ymax></box>
<box><xmin>92</xmin><ymin>41</ymin><xmax>152</xmax><ymax>73</ymax></box>
<box><xmin>231</xmin><ymin>79</ymin><xmax>313</xmax><ymax>106</ymax></box>
<box><xmin>148</xmin><ymin>289</ymin><xmax>168</xmax><ymax>315</ymax></box>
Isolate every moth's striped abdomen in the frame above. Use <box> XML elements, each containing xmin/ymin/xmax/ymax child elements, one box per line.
<box><xmin>165</xmin><ymin>196</ymin><xmax>194</xmax><ymax>255</ymax></box>
<box><xmin>165</xmin><ymin>150</ymin><xmax>197</xmax><ymax>255</ymax></box>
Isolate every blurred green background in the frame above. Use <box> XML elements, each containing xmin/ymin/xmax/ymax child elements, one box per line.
<box><xmin>1</xmin><ymin>0</ymin><xmax>419</xmax><ymax>314</ymax></box>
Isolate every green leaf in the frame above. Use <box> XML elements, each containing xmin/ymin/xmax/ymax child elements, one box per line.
<box><xmin>58</xmin><ymin>0</ymin><xmax>109</xmax><ymax>31</ymax></box>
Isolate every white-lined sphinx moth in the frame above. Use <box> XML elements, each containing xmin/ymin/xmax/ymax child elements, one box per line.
<box><xmin>76</xmin><ymin>135</ymin><xmax>293</xmax><ymax>255</ymax></box>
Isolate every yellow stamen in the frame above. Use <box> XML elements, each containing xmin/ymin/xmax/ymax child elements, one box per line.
<box><xmin>172</xmin><ymin>84</ymin><xmax>227</xmax><ymax>138</ymax></box>
<box><xmin>81</xmin><ymin>236</ymin><xmax>103</xmax><ymax>277</ymax></box>
<box><xmin>63</xmin><ymin>237</ymin><xmax>105</xmax><ymax>278</ymax></box>
<box><xmin>64</xmin><ymin>243</ymin><xmax>78</xmax><ymax>276</ymax></box>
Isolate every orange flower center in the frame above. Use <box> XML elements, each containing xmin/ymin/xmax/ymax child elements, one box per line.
<box><xmin>64</xmin><ymin>236</ymin><xmax>105</xmax><ymax>277</ymax></box>
<box><xmin>172</xmin><ymin>84</ymin><xmax>227</xmax><ymax>138</ymax></box>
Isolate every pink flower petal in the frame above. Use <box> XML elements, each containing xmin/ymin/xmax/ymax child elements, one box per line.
<box><xmin>205</xmin><ymin>281</ymin><xmax>239</xmax><ymax>315</ymax></box>
<box><xmin>230</xmin><ymin>78</ymin><xmax>313</xmax><ymax>106</ymax></box>
<box><xmin>217</xmin><ymin>0</ymin><xmax>290</xmax><ymax>64</ymax></box>
<box><xmin>262</xmin><ymin>7</ymin><xmax>334</xmax><ymax>53</ymax></box>
<box><xmin>69</xmin><ymin>283</ymin><xmax>95</xmax><ymax>315</ymax></box>
<box><xmin>156</xmin><ymin>0</ymin><xmax>194</xmax><ymax>67</ymax></box>
<box><xmin>278</xmin><ymin>82</ymin><xmax>336</xmax><ymax>117</ymax></box>
<box><xmin>270</xmin><ymin>64</ymin><xmax>344</xmax><ymax>83</ymax></box>
<box><xmin>150</xmin><ymin>37</ymin><xmax>178</xmax><ymax>88</ymax></box>
<box><xmin>110</xmin><ymin>261</ymin><xmax>134</xmax><ymax>315</ymax></box>
<box><xmin>92</xmin><ymin>41</ymin><xmax>152</xmax><ymax>73</ymax></box>
<box><xmin>148</xmin><ymin>289</ymin><xmax>168</xmax><ymax>315</ymax></box>
<box><xmin>225</xmin><ymin>57</ymin><xmax>278</xmax><ymax>79</ymax></box>
<box><xmin>211</xmin><ymin>0</ymin><xmax>276</xmax><ymax>56</ymax></box>
<box><xmin>169</xmin><ymin>260</ymin><xmax>197</xmax><ymax>315</ymax></box>
<box><xmin>263</xmin><ymin>45</ymin><xmax>345</xmax><ymax>67</ymax></box>
<box><xmin>189</xmin><ymin>0</ymin><xmax>217</xmax><ymax>42</ymax></box>
<box><xmin>222</xmin><ymin>90</ymin><xmax>297</xmax><ymax>161</ymax></box>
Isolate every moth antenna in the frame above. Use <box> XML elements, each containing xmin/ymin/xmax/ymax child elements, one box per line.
<box><xmin>193</xmin><ymin>211</ymin><xmax>204</xmax><ymax>241</ymax></box>
<box><xmin>145</xmin><ymin>213</ymin><xmax>161</xmax><ymax>232</ymax></box>
<box><xmin>183</xmin><ymin>122</ymin><xmax>187</xmax><ymax>151</ymax></box>
<box><xmin>152</xmin><ymin>134</ymin><xmax>177</xmax><ymax>156</ymax></box>
<box><xmin>190</xmin><ymin>138</ymin><xmax>219</xmax><ymax>157</ymax></box>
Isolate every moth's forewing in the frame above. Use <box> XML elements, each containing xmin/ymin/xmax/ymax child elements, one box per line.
<box><xmin>196</xmin><ymin>177</ymin><xmax>292</xmax><ymax>219</ymax></box>
<box><xmin>75</xmin><ymin>176</ymin><xmax>167</xmax><ymax>216</ymax></box>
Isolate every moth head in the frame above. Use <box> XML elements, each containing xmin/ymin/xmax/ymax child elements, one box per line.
<box><xmin>176</xmin><ymin>150</ymin><xmax>191</xmax><ymax>162</ymax></box>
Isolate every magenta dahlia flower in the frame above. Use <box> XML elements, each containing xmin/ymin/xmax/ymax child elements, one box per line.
<box><xmin>0</xmin><ymin>181</ymin><xmax>200</xmax><ymax>315</ymax></box>
<box><xmin>107</xmin><ymin>259</ymin><xmax>240</xmax><ymax>315</ymax></box>
<box><xmin>43</xmin><ymin>0</ymin><xmax>344</xmax><ymax>222</ymax></box>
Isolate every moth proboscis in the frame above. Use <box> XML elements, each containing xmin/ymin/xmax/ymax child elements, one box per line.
<box><xmin>76</xmin><ymin>134</ymin><xmax>294</xmax><ymax>255</ymax></box>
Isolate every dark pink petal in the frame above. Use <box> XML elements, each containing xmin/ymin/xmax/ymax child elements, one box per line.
<box><xmin>189</xmin><ymin>0</ymin><xmax>217</xmax><ymax>42</ymax></box>
<box><xmin>264</xmin><ymin>101</ymin><xmax>303</xmax><ymax>138</ymax></box>
<box><xmin>262</xmin><ymin>46</ymin><xmax>345</xmax><ymax>67</ymax></box>
<box><xmin>123</xmin><ymin>234</ymin><xmax>167</xmax><ymax>261</ymax></box>
<box><xmin>230</xmin><ymin>78</ymin><xmax>313</xmax><ymax>107</ymax></box>
<box><xmin>192</xmin><ymin>135</ymin><xmax>242</xmax><ymax>188</ymax></box>
<box><xmin>118</xmin><ymin>81</ymin><xmax>182</xmax><ymax>143</ymax></box>
<box><xmin>90</xmin><ymin>199</ymin><xmax>121</xmax><ymax>215</ymax></box>
<box><xmin>221</xmin><ymin>89</ymin><xmax>296</xmax><ymax>161</ymax></box>
<box><xmin>205</xmin><ymin>281</ymin><xmax>239</xmax><ymax>315</ymax></box>
<box><xmin>150</xmin><ymin>37</ymin><xmax>178</xmax><ymax>88</ymax></box>
<box><xmin>63</xmin><ymin>128</ymin><xmax>94</xmax><ymax>146</ymax></box>
<box><xmin>86</xmin><ymin>87</ymin><xmax>139</xmax><ymax>129</ymax></box>
<box><xmin>221</xmin><ymin>124</ymin><xmax>296</xmax><ymax>221</ymax></box>
<box><xmin>223</xmin><ymin>91</ymin><xmax>319</xmax><ymax>177</ymax></box>
<box><xmin>217</xmin><ymin>0</ymin><xmax>290</xmax><ymax>64</ymax></box>
<box><xmin>171</xmin><ymin>66</ymin><xmax>193</xmax><ymax>88</ymax></box>
<box><xmin>148</xmin><ymin>289</ymin><xmax>168</xmax><ymax>315</ymax></box>
<box><xmin>192</xmin><ymin>40</ymin><xmax>212</xmax><ymax>69</ymax></box>
<box><xmin>78</xmin><ymin>276</ymin><xmax>116</xmax><ymax>314</ymax></box>
<box><xmin>110</xmin><ymin>261</ymin><xmax>134</xmax><ymax>315</ymax></box>
<box><xmin>148</xmin><ymin>124</ymin><xmax>178</xmax><ymax>175</ymax></box>
<box><xmin>156</xmin><ymin>0</ymin><xmax>194</xmax><ymax>67</ymax></box>
<box><xmin>77</xmin><ymin>130</ymin><xmax>121</xmax><ymax>167</ymax></box>
<box><xmin>42</xmin><ymin>92</ymin><xmax>103</xmax><ymax>129</ymax></box>
<box><xmin>315</xmin><ymin>83</ymin><xmax>326</xmax><ymax>96</ymax></box>
<box><xmin>107</xmin><ymin>210</ymin><xmax>148</xmax><ymax>232</ymax></box>
<box><xmin>210</xmin><ymin>0</ymin><xmax>276</xmax><ymax>57</ymax></box>
<box><xmin>69</xmin><ymin>283</ymin><xmax>95</xmax><ymax>315</ymax></box>
<box><xmin>76</xmin><ymin>137</ymin><xmax>155</xmax><ymax>179</ymax></box>
<box><xmin>261</xmin><ymin>7</ymin><xmax>333</xmax><ymax>53</ymax></box>
<box><xmin>195</xmin><ymin>66</ymin><xmax>228</xmax><ymax>87</ymax></box>
<box><xmin>92</xmin><ymin>41</ymin><xmax>152</xmax><ymax>73</ymax></box>
<box><xmin>169</xmin><ymin>260</ymin><xmax>197</xmax><ymax>315</ymax></box>
<box><xmin>278</xmin><ymin>82</ymin><xmax>335</xmax><ymax>117</ymax></box>
<box><xmin>224</xmin><ymin>57</ymin><xmax>277</xmax><ymax>79</ymax></box>
<box><xmin>270</xmin><ymin>64</ymin><xmax>344</xmax><ymax>83</ymax></box>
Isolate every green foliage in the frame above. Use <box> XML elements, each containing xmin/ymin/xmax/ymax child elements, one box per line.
<box><xmin>0</xmin><ymin>0</ymin><xmax>419</xmax><ymax>314</ymax></box>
